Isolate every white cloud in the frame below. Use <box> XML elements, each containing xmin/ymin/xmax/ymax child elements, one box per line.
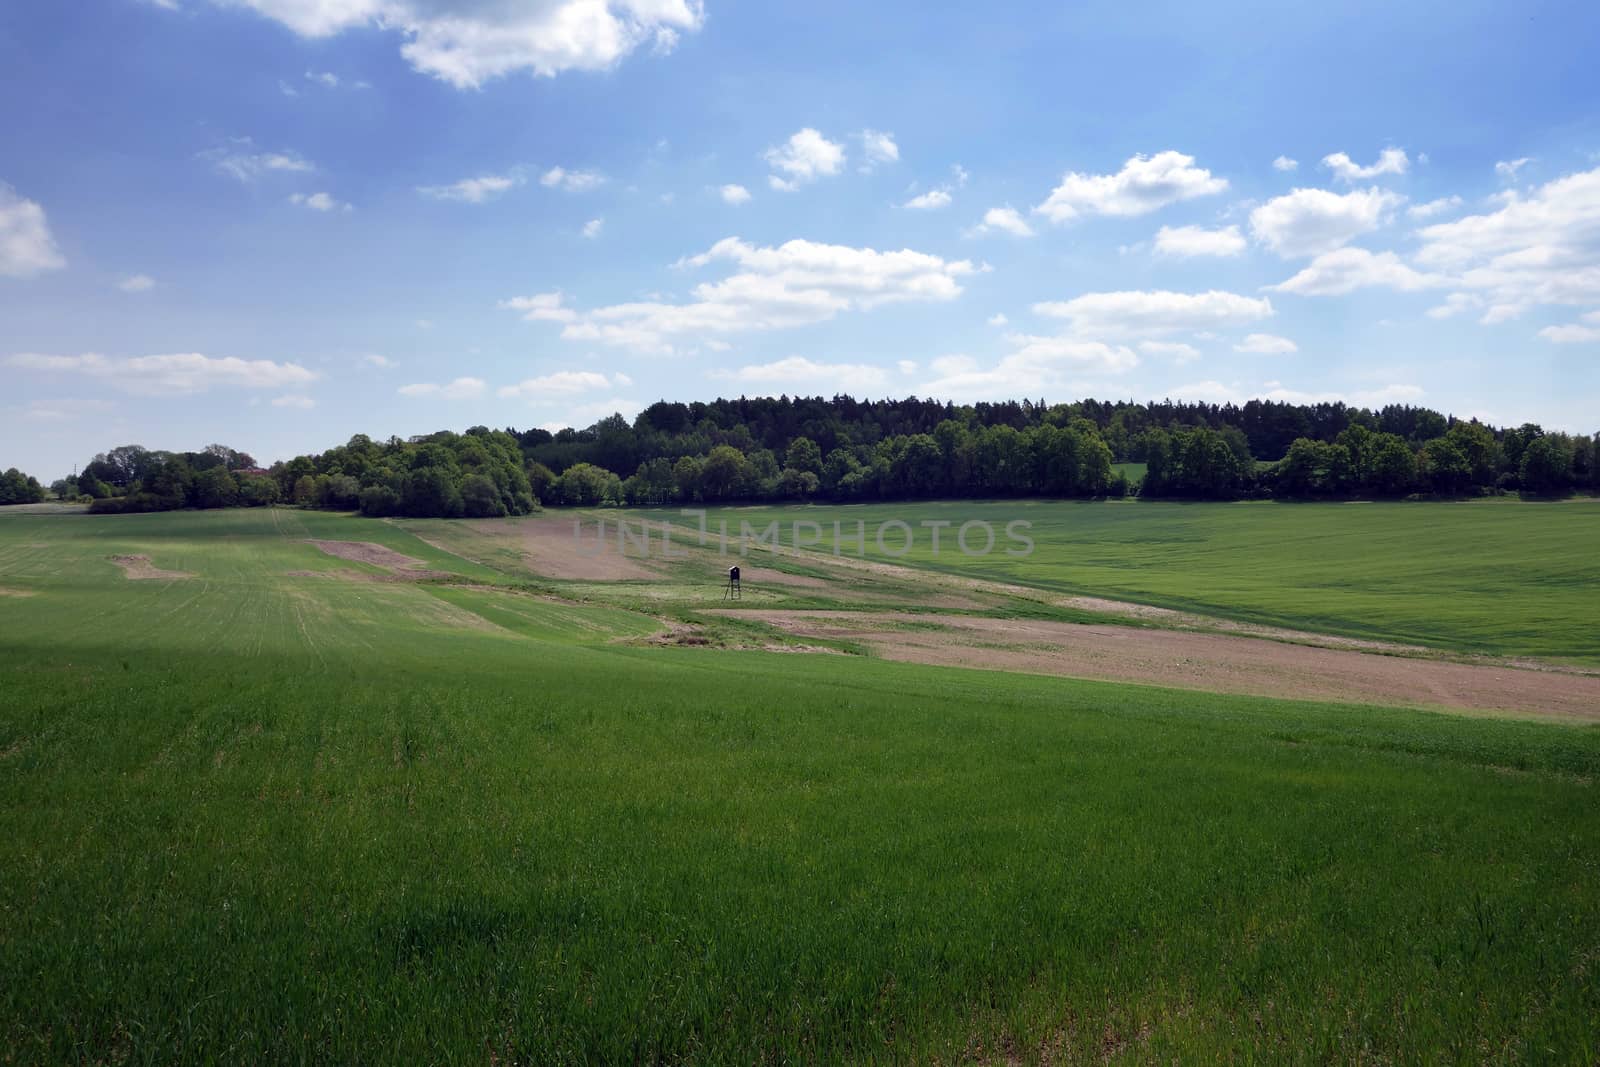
<box><xmin>582</xmin><ymin>217</ymin><xmax>604</xmax><ymax>239</ymax></box>
<box><xmin>857</xmin><ymin>129</ymin><xmax>899</xmax><ymax>171</ymax></box>
<box><xmin>1267</xmin><ymin>247</ymin><xmax>1446</xmax><ymax>296</ymax></box>
<box><xmin>1153</xmin><ymin>224</ymin><xmax>1246</xmax><ymax>258</ymax></box>
<box><xmin>202</xmin><ymin>140</ymin><xmax>313</xmax><ymax>182</ymax></box>
<box><xmin>139</xmin><ymin>0</ymin><xmax>181</xmax><ymax>9</ymax></box>
<box><xmin>1408</xmin><ymin>195</ymin><xmax>1463</xmax><ymax>220</ymax></box>
<box><xmin>117</xmin><ymin>274</ymin><xmax>156</xmax><ymax>293</ymax></box>
<box><xmin>211</xmin><ymin>0</ymin><xmax>704</xmax><ymax>88</ymax></box>
<box><xmin>279</xmin><ymin>79</ymin><xmax>300</xmax><ymax>96</ymax></box>
<box><xmin>987</xmin><ymin>312</ymin><xmax>1008</xmax><ymax>326</ymax></box>
<box><xmin>289</xmin><ymin>191</ymin><xmax>352</xmax><ymax>212</ymax></box>
<box><xmin>1035</xmin><ymin>151</ymin><xmax>1227</xmax><ymax>223</ymax></box>
<box><xmin>1140</xmin><ymin>340</ymin><xmax>1201</xmax><ymax>364</ymax></box>
<box><xmin>271</xmin><ymin>393</ymin><xmax>316</xmax><ymax>408</ymax></box>
<box><xmin>719</xmin><ymin>183</ymin><xmax>751</xmax><ymax>205</ymax></box>
<box><xmin>0</xmin><ymin>184</ymin><xmax>67</xmax><ymax>278</ymax></box>
<box><xmin>540</xmin><ymin>166</ymin><xmax>604</xmax><ymax>192</ymax></box>
<box><xmin>1033</xmin><ymin>289</ymin><xmax>1273</xmax><ymax>337</ymax></box>
<box><xmin>1272</xmin><ymin>156</ymin><xmax>1298</xmax><ymax>173</ymax></box>
<box><xmin>1495</xmin><ymin>157</ymin><xmax>1533</xmax><ymax>181</ymax></box>
<box><xmin>764</xmin><ymin>128</ymin><xmax>845</xmax><ymax>191</ymax></box>
<box><xmin>397</xmin><ymin>377</ymin><xmax>486</xmax><ymax>399</ymax></box>
<box><xmin>498</xmin><ymin>370</ymin><xmax>629</xmax><ymax>399</ymax></box>
<box><xmin>1425</xmin><ymin>292</ymin><xmax>1482</xmax><ymax>319</ymax></box>
<box><xmin>1321</xmin><ymin>148</ymin><xmax>1409</xmax><ymax>183</ymax></box>
<box><xmin>711</xmin><ymin>356</ymin><xmax>890</xmax><ymax>391</ymax></box>
<box><xmin>499</xmin><ymin>292</ymin><xmax>577</xmax><ymax>323</ymax></box>
<box><xmin>1413</xmin><ymin>165</ymin><xmax>1600</xmax><ymax>317</ymax></box>
<box><xmin>7</xmin><ymin>352</ymin><xmax>318</xmax><ymax>394</ymax></box>
<box><xmin>363</xmin><ymin>354</ymin><xmax>394</xmax><ymax>367</ymax></box>
<box><xmin>970</xmin><ymin>206</ymin><xmax>1034</xmax><ymax>238</ymax></box>
<box><xmin>902</xmin><ymin>188</ymin><xmax>952</xmax><ymax>210</ymax></box>
<box><xmin>1233</xmin><ymin>333</ymin><xmax>1298</xmax><ymax>354</ymax></box>
<box><xmin>509</xmin><ymin>237</ymin><xmax>975</xmax><ymax>353</ymax></box>
<box><xmin>919</xmin><ymin>335</ymin><xmax>1139</xmax><ymax>401</ymax></box>
<box><xmin>305</xmin><ymin>70</ymin><xmax>339</xmax><ymax>87</ymax></box>
<box><xmin>1538</xmin><ymin>323</ymin><xmax>1600</xmax><ymax>344</ymax></box>
<box><xmin>1248</xmin><ymin>186</ymin><xmax>1405</xmax><ymax>258</ymax></box>
<box><xmin>417</xmin><ymin>172</ymin><xmax>523</xmax><ymax>203</ymax></box>
<box><xmin>897</xmin><ymin>359</ymin><xmax>917</xmax><ymax>375</ymax></box>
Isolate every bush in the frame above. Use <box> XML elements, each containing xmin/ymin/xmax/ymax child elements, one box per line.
<box><xmin>358</xmin><ymin>485</ymin><xmax>401</xmax><ymax>517</ymax></box>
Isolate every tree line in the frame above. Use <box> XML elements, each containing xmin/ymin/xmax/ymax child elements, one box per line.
<box><xmin>19</xmin><ymin>394</ymin><xmax>1597</xmax><ymax>516</ymax></box>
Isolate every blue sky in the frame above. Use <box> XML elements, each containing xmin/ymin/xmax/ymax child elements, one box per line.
<box><xmin>3</xmin><ymin>0</ymin><xmax>1599</xmax><ymax>478</ymax></box>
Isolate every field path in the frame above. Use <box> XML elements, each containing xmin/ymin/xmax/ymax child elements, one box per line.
<box><xmin>724</xmin><ymin>610</ymin><xmax>1600</xmax><ymax>721</ymax></box>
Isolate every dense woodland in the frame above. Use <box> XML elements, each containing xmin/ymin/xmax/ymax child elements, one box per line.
<box><xmin>8</xmin><ymin>396</ymin><xmax>1597</xmax><ymax>515</ymax></box>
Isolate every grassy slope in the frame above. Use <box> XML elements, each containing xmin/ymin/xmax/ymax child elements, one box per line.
<box><xmin>635</xmin><ymin>498</ymin><xmax>1600</xmax><ymax>662</ymax></box>
<box><xmin>2</xmin><ymin>508</ymin><xmax>1599</xmax><ymax>1062</ymax></box>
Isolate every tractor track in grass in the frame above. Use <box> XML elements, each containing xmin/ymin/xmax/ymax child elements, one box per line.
<box><xmin>720</xmin><ymin>610</ymin><xmax>1600</xmax><ymax>722</ymax></box>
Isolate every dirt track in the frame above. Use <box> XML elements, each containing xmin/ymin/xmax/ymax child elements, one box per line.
<box><xmin>726</xmin><ymin>610</ymin><xmax>1600</xmax><ymax>721</ymax></box>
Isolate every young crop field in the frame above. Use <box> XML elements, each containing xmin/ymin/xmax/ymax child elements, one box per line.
<box><xmin>633</xmin><ymin>498</ymin><xmax>1600</xmax><ymax>663</ymax></box>
<box><xmin>2</xmin><ymin>505</ymin><xmax>1599</xmax><ymax>1063</ymax></box>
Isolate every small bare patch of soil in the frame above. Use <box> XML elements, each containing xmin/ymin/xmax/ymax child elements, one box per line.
<box><xmin>0</xmin><ymin>587</ymin><xmax>37</xmax><ymax>598</ymax></box>
<box><xmin>109</xmin><ymin>555</ymin><xmax>192</xmax><ymax>580</ymax></box>
<box><xmin>723</xmin><ymin>610</ymin><xmax>1600</xmax><ymax>722</ymax></box>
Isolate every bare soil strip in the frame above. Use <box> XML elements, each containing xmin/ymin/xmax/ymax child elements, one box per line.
<box><xmin>479</xmin><ymin>516</ymin><xmax>659</xmax><ymax>581</ymax></box>
<box><xmin>724</xmin><ymin>610</ymin><xmax>1600</xmax><ymax>722</ymax></box>
<box><xmin>0</xmin><ymin>587</ymin><xmax>37</xmax><ymax>597</ymax></box>
<box><xmin>302</xmin><ymin>540</ymin><xmax>454</xmax><ymax>580</ymax></box>
<box><xmin>109</xmin><ymin>555</ymin><xmax>193</xmax><ymax>580</ymax></box>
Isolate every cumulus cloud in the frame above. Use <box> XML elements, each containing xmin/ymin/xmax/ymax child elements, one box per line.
<box><xmin>1267</xmin><ymin>247</ymin><xmax>1446</xmax><ymax>296</ymax></box>
<box><xmin>970</xmin><ymin>206</ymin><xmax>1034</xmax><ymax>238</ymax></box>
<box><xmin>719</xmin><ymin>183</ymin><xmax>751</xmax><ymax>205</ymax></box>
<box><xmin>271</xmin><ymin>393</ymin><xmax>316</xmax><ymax>408</ymax></box>
<box><xmin>289</xmin><ymin>191</ymin><xmax>352</xmax><ymax>212</ymax></box>
<box><xmin>1248</xmin><ymin>186</ymin><xmax>1405</xmax><ymax>258</ymax></box>
<box><xmin>417</xmin><ymin>172</ymin><xmax>524</xmax><ymax>203</ymax></box>
<box><xmin>857</xmin><ymin>129</ymin><xmax>899</xmax><ymax>171</ymax></box>
<box><xmin>1153</xmin><ymin>224</ymin><xmax>1246</xmax><ymax>258</ymax></box>
<box><xmin>507</xmin><ymin>237</ymin><xmax>975</xmax><ymax>353</ymax></box>
<box><xmin>209</xmin><ymin>0</ymin><xmax>704</xmax><ymax>88</ymax></box>
<box><xmin>397</xmin><ymin>376</ymin><xmax>486</xmax><ymax>399</ymax></box>
<box><xmin>987</xmin><ymin>312</ymin><xmax>1008</xmax><ymax>326</ymax></box>
<box><xmin>117</xmin><ymin>274</ymin><xmax>156</xmax><ymax>293</ymax></box>
<box><xmin>902</xmin><ymin>188</ymin><xmax>952</xmax><ymax>210</ymax></box>
<box><xmin>7</xmin><ymin>352</ymin><xmax>318</xmax><ymax>395</ymax></box>
<box><xmin>1032</xmin><ymin>289</ymin><xmax>1273</xmax><ymax>337</ymax></box>
<box><xmin>1408</xmin><ymin>195</ymin><xmax>1463</xmax><ymax>220</ymax></box>
<box><xmin>919</xmin><ymin>336</ymin><xmax>1139</xmax><ymax>401</ymax></box>
<box><xmin>1321</xmin><ymin>148</ymin><xmax>1409</xmax><ymax>183</ymax></box>
<box><xmin>202</xmin><ymin>140</ymin><xmax>313</xmax><ymax>182</ymax></box>
<box><xmin>0</xmin><ymin>184</ymin><xmax>66</xmax><ymax>278</ymax></box>
<box><xmin>1034</xmin><ymin>151</ymin><xmax>1227</xmax><ymax>223</ymax></box>
<box><xmin>540</xmin><ymin>166</ymin><xmax>605</xmax><ymax>192</ymax></box>
<box><xmin>581</xmin><ymin>217</ymin><xmax>604</xmax><ymax>239</ymax></box>
<box><xmin>1538</xmin><ymin>317</ymin><xmax>1600</xmax><ymax>343</ymax></box>
<box><xmin>1425</xmin><ymin>292</ymin><xmax>1482</xmax><ymax>319</ymax></box>
<box><xmin>363</xmin><ymin>354</ymin><xmax>394</xmax><ymax>367</ymax></box>
<box><xmin>764</xmin><ymin>128</ymin><xmax>845</xmax><ymax>191</ymax></box>
<box><xmin>498</xmin><ymin>370</ymin><xmax>630</xmax><ymax>399</ymax></box>
<box><xmin>711</xmin><ymin>356</ymin><xmax>890</xmax><ymax>391</ymax></box>
<box><xmin>499</xmin><ymin>292</ymin><xmax>578</xmax><ymax>323</ymax></box>
<box><xmin>1272</xmin><ymin>156</ymin><xmax>1298</xmax><ymax>172</ymax></box>
<box><xmin>1140</xmin><ymin>340</ymin><xmax>1201</xmax><ymax>364</ymax></box>
<box><xmin>1233</xmin><ymin>333</ymin><xmax>1298</xmax><ymax>354</ymax></box>
<box><xmin>1412</xmin><ymin>165</ymin><xmax>1600</xmax><ymax>318</ymax></box>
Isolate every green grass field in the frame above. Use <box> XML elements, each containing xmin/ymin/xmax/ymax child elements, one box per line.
<box><xmin>3</xmin><ymin>506</ymin><xmax>1599</xmax><ymax>1062</ymax></box>
<box><xmin>636</xmin><ymin>498</ymin><xmax>1600</xmax><ymax>662</ymax></box>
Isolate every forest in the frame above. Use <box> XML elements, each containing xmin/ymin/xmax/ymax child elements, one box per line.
<box><xmin>9</xmin><ymin>395</ymin><xmax>1597</xmax><ymax>516</ymax></box>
